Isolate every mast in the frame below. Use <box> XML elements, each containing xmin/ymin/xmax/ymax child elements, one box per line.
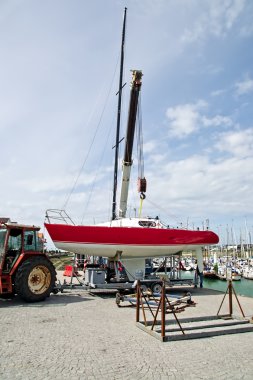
<box><xmin>119</xmin><ymin>70</ymin><xmax>143</xmax><ymax>218</ymax></box>
<box><xmin>112</xmin><ymin>7</ymin><xmax>127</xmax><ymax>220</ymax></box>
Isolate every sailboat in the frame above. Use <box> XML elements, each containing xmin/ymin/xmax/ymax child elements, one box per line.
<box><xmin>45</xmin><ymin>9</ymin><xmax>219</xmax><ymax>281</ymax></box>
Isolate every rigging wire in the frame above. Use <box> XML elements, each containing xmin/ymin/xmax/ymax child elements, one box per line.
<box><xmin>62</xmin><ymin>94</ymin><xmax>102</xmax><ymax>210</ymax></box>
<box><xmin>144</xmin><ymin>197</ymin><xmax>185</xmax><ymax>227</ymax></box>
<box><xmin>79</xmin><ymin>50</ymin><xmax>128</xmax><ymax>223</ymax></box>
<box><xmin>62</xmin><ymin>54</ymin><xmax>121</xmax><ymax>211</ymax></box>
<box><xmin>80</xmin><ymin>111</ymin><xmax>117</xmax><ymax>224</ymax></box>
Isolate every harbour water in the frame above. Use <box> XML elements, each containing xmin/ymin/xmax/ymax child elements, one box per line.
<box><xmin>182</xmin><ymin>271</ymin><xmax>253</xmax><ymax>298</ymax></box>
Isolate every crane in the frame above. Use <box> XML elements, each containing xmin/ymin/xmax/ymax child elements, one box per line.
<box><xmin>119</xmin><ymin>70</ymin><xmax>145</xmax><ymax>218</ymax></box>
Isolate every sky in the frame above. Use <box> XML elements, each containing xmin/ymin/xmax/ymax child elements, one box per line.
<box><xmin>0</xmin><ymin>0</ymin><xmax>253</xmax><ymax>248</ymax></box>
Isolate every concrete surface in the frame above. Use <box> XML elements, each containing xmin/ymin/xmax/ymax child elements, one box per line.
<box><xmin>1</xmin><ymin>271</ymin><xmax>253</xmax><ymax>380</ymax></box>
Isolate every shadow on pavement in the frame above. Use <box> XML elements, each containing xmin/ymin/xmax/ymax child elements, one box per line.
<box><xmin>169</xmin><ymin>286</ymin><xmax>224</xmax><ymax>296</ymax></box>
<box><xmin>85</xmin><ymin>285</ymin><xmax>225</xmax><ymax>299</ymax></box>
<box><xmin>0</xmin><ymin>286</ymin><xmax>225</xmax><ymax>308</ymax></box>
<box><xmin>0</xmin><ymin>292</ymin><xmax>94</xmax><ymax>308</ymax></box>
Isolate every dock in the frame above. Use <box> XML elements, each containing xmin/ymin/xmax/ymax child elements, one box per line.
<box><xmin>1</xmin><ymin>271</ymin><xmax>253</xmax><ymax>379</ymax></box>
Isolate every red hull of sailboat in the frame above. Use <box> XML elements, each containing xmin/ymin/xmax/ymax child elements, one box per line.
<box><xmin>45</xmin><ymin>223</ymin><xmax>219</xmax><ymax>258</ymax></box>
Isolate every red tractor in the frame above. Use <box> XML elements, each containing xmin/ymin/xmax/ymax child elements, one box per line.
<box><xmin>0</xmin><ymin>221</ymin><xmax>56</xmax><ymax>302</ymax></box>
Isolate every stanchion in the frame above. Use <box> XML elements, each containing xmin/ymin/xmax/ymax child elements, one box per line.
<box><xmin>136</xmin><ymin>280</ymin><xmax>140</xmax><ymax>323</ymax></box>
<box><xmin>161</xmin><ymin>281</ymin><xmax>166</xmax><ymax>339</ymax></box>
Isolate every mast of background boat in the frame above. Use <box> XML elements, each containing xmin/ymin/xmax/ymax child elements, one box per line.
<box><xmin>112</xmin><ymin>7</ymin><xmax>127</xmax><ymax>221</ymax></box>
<box><xmin>119</xmin><ymin>70</ymin><xmax>143</xmax><ymax>218</ymax></box>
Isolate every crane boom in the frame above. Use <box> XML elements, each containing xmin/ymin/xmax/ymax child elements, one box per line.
<box><xmin>119</xmin><ymin>70</ymin><xmax>143</xmax><ymax>218</ymax></box>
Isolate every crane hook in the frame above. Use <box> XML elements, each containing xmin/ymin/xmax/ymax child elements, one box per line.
<box><xmin>140</xmin><ymin>192</ymin><xmax>146</xmax><ymax>200</ymax></box>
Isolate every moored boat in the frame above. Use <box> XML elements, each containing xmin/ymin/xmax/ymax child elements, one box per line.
<box><xmin>217</xmin><ymin>266</ymin><xmax>242</xmax><ymax>281</ymax></box>
<box><xmin>242</xmin><ymin>268</ymin><xmax>253</xmax><ymax>280</ymax></box>
<box><xmin>203</xmin><ymin>269</ymin><xmax>219</xmax><ymax>279</ymax></box>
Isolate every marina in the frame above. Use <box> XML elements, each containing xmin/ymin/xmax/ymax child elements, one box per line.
<box><xmin>1</xmin><ymin>1</ymin><xmax>253</xmax><ymax>380</ymax></box>
<box><xmin>166</xmin><ymin>253</ymin><xmax>253</xmax><ymax>298</ymax></box>
<box><xmin>183</xmin><ymin>270</ymin><xmax>253</xmax><ymax>298</ymax></box>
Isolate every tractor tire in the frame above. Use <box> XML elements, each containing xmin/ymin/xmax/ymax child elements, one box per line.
<box><xmin>14</xmin><ymin>256</ymin><xmax>57</xmax><ymax>302</ymax></box>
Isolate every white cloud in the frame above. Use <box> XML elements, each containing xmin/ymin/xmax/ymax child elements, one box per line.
<box><xmin>235</xmin><ymin>77</ymin><xmax>253</xmax><ymax>95</ymax></box>
<box><xmin>240</xmin><ymin>24</ymin><xmax>253</xmax><ymax>37</ymax></box>
<box><xmin>166</xmin><ymin>100</ymin><xmax>207</xmax><ymax>138</ymax></box>
<box><xmin>225</xmin><ymin>0</ymin><xmax>246</xmax><ymax>29</ymax></box>
<box><xmin>211</xmin><ymin>88</ymin><xmax>227</xmax><ymax>97</ymax></box>
<box><xmin>181</xmin><ymin>0</ymin><xmax>246</xmax><ymax>43</ymax></box>
<box><xmin>166</xmin><ymin>101</ymin><xmax>232</xmax><ymax>138</ymax></box>
<box><xmin>144</xmin><ymin>153</ymin><xmax>253</xmax><ymax>226</ymax></box>
<box><xmin>205</xmin><ymin>64</ymin><xmax>224</xmax><ymax>75</ymax></box>
<box><xmin>150</xmin><ymin>154</ymin><xmax>166</xmax><ymax>164</ymax></box>
<box><xmin>143</xmin><ymin>141</ymin><xmax>156</xmax><ymax>153</ymax></box>
<box><xmin>215</xmin><ymin>128</ymin><xmax>253</xmax><ymax>157</ymax></box>
<box><xmin>202</xmin><ymin>115</ymin><xmax>233</xmax><ymax>127</ymax></box>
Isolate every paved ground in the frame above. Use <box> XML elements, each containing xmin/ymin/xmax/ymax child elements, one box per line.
<box><xmin>1</xmin><ymin>272</ymin><xmax>253</xmax><ymax>380</ymax></box>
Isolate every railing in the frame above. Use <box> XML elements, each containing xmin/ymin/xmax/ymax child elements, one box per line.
<box><xmin>45</xmin><ymin>209</ymin><xmax>75</xmax><ymax>226</ymax></box>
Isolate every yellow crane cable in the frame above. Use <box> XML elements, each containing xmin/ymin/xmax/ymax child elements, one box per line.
<box><xmin>138</xmin><ymin>193</ymin><xmax>146</xmax><ymax>218</ymax></box>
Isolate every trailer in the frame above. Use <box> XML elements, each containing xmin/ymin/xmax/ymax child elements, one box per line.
<box><xmin>56</xmin><ymin>258</ymin><xmax>193</xmax><ymax>294</ymax></box>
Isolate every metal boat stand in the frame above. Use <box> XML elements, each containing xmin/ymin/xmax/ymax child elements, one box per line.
<box><xmin>135</xmin><ymin>280</ymin><xmax>253</xmax><ymax>342</ymax></box>
<box><xmin>135</xmin><ymin>280</ymin><xmax>195</xmax><ymax>341</ymax></box>
<box><xmin>217</xmin><ymin>279</ymin><xmax>245</xmax><ymax>318</ymax></box>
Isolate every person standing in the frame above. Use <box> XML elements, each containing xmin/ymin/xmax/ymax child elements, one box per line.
<box><xmin>194</xmin><ymin>260</ymin><xmax>203</xmax><ymax>288</ymax></box>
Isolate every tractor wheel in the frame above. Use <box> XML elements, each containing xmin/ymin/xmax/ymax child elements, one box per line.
<box><xmin>14</xmin><ymin>256</ymin><xmax>57</xmax><ymax>302</ymax></box>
